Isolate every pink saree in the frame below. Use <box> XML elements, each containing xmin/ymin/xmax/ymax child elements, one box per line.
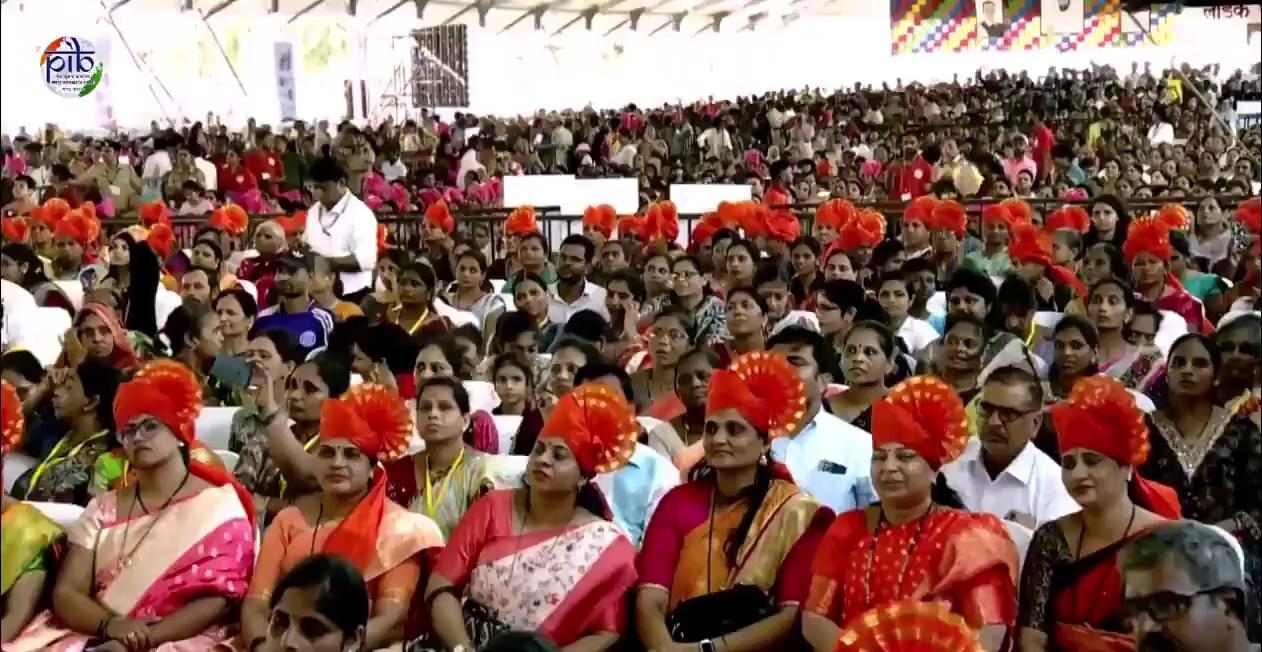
<box><xmin>4</xmin><ymin>485</ymin><xmax>255</xmax><ymax>652</ymax></box>
<box><xmin>434</xmin><ymin>490</ymin><xmax>638</xmax><ymax>646</ymax></box>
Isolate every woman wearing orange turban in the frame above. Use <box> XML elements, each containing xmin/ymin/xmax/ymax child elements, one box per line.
<box><xmin>1018</xmin><ymin>376</ymin><xmax>1178</xmax><ymax>652</ymax></box>
<box><xmin>902</xmin><ymin>195</ymin><xmax>940</xmax><ymax>260</ymax></box>
<box><xmin>582</xmin><ymin>203</ymin><xmax>617</xmax><ymax>252</ymax></box>
<box><xmin>1124</xmin><ymin>216</ymin><xmax>1210</xmax><ymax>333</ymax></box>
<box><xmin>1009</xmin><ymin>223</ymin><xmax>1086</xmax><ymax>312</ymax></box>
<box><xmin>2</xmin><ymin>381</ymin><xmax>64</xmax><ymax>644</ymax></box>
<box><xmin>836</xmin><ymin>209</ymin><xmax>885</xmax><ymax>275</ymax></box>
<box><xmin>813</xmin><ymin>198</ymin><xmax>854</xmax><ymax>247</ymax></box>
<box><xmin>927</xmin><ymin>199</ymin><xmax>970</xmax><ymax>283</ymax></box>
<box><xmin>418</xmin><ymin>383</ymin><xmax>638</xmax><ymax>651</ymax></box>
<box><xmin>963</xmin><ymin>203</ymin><xmax>1019</xmax><ymax>278</ymax></box>
<box><xmin>803</xmin><ymin>376</ymin><xmax>1018</xmax><ymax>652</ymax></box>
<box><xmin>6</xmin><ymin>361</ymin><xmax>256</xmax><ymax>651</ymax></box>
<box><xmin>636</xmin><ymin>352</ymin><xmax>834</xmax><ymax>652</ymax></box>
<box><xmin>241</xmin><ymin>384</ymin><xmax>443</xmax><ymax>650</ymax></box>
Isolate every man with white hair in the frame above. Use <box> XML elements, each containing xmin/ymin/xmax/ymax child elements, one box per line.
<box><xmin>1121</xmin><ymin>521</ymin><xmax>1258</xmax><ymax>652</ymax></box>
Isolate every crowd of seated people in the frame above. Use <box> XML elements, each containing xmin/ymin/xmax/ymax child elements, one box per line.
<box><xmin>1</xmin><ymin>63</ymin><xmax>1261</xmax><ymax>652</ymax></box>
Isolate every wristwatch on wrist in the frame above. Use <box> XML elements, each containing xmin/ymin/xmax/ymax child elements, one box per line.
<box><xmin>699</xmin><ymin>639</ymin><xmax>717</xmax><ymax>652</ymax></box>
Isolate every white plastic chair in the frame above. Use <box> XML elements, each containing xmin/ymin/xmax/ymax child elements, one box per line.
<box><xmin>491</xmin><ymin>415</ymin><xmax>523</xmax><ymax>454</ymax></box>
<box><xmin>464</xmin><ymin>381</ymin><xmax>498</xmax><ymax>414</ymax></box>
<box><xmin>3</xmin><ymin>453</ymin><xmax>36</xmax><ymax>494</ymax></box>
<box><xmin>195</xmin><ymin>407</ymin><xmax>240</xmax><ymax>451</ymax></box>
<box><xmin>216</xmin><ymin>450</ymin><xmax>240</xmax><ymax>470</ymax></box>
<box><xmin>28</xmin><ymin>501</ymin><xmax>85</xmax><ymax>528</ymax></box>
<box><xmin>1003</xmin><ymin>519</ymin><xmax>1033</xmax><ymax>578</ymax></box>
<box><xmin>1154</xmin><ymin>310</ymin><xmax>1188</xmax><ymax>357</ymax></box>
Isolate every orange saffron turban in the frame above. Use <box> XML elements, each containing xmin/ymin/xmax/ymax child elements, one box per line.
<box><xmin>617</xmin><ymin>214</ymin><xmax>646</xmax><ymax>241</ymax></box>
<box><xmin>113</xmin><ymin>360</ymin><xmax>256</xmax><ymax>526</ymax></box>
<box><xmin>903</xmin><ymin>195</ymin><xmax>940</xmax><ymax>226</ymax></box>
<box><xmin>717</xmin><ymin>200</ymin><xmax>751</xmax><ymax>230</ymax></box>
<box><xmin>815</xmin><ymin>198</ymin><xmax>855</xmax><ymax>231</ymax></box>
<box><xmin>424</xmin><ymin>200</ymin><xmax>455</xmax><ymax>234</ymax></box>
<box><xmin>1009</xmin><ymin>224</ymin><xmax>1086</xmax><ymax>298</ymax></box>
<box><xmin>43</xmin><ymin>198</ymin><xmax>71</xmax><ymax>225</ymax></box>
<box><xmin>317</xmin><ymin>384</ymin><xmax>413</xmax><ymax>572</ymax></box>
<box><xmin>505</xmin><ymin>206</ymin><xmax>539</xmax><ymax>236</ymax></box>
<box><xmin>147</xmin><ymin>223</ymin><xmax>176</xmax><ymax>262</ymax></box>
<box><xmin>53</xmin><ymin>210</ymin><xmax>97</xmax><ymax>246</ymax></box>
<box><xmin>209</xmin><ymin>205</ymin><xmax>249</xmax><ymax>236</ymax></box>
<box><xmin>836</xmin><ymin>600</ymin><xmax>985</xmax><ymax>652</ymax></box>
<box><xmin>689</xmin><ymin>212</ymin><xmax>725</xmax><ymax>252</ymax></box>
<box><xmin>275</xmin><ymin>211</ymin><xmax>307</xmax><ymax>235</ymax></box>
<box><xmin>928</xmin><ymin>200</ymin><xmax>968</xmax><ymax>238</ymax></box>
<box><xmin>1045</xmin><ymin>206</ymin><xmax>1090</xmax><ymax>234</ymax></box>
<box><xmin>320</xmin><ymin>384</ymin><xmax>412</xmax><ymax>461</ymax></box>
<box><xmin>1155</xmin><ymin>204</ymin><xmax>1191</xmax><ymax>232</ymax></box>
<box><xmin>981</xmin><ymin>203</ymin><xmax>1016</xmax><ymax>230</ymax></box>
<box><xmin>1050</xmin><ymin>376</ymin><xmax>1181</xmax><ymax>518</ymax></box>
<box><xmin>582</xmin><ymin>204</ymin><xmax>617</xmax><ymax>238</ymax></box>
<box><xmin>1</xmin><ymin>380</ymin><xmax>23</xmax><ymax>455</ymax></box>
<box><xmin>871</xmin><ymin>376</ymin><xmax>968</xmax><ymax>470</ymax></box>
<box><xmin>765</xmin><ymin>209</ymin><xmax>801</xmax><ymax>243</ymax></box>
<box><xmin>706</xmin><ymin>352</ymin><xmax>808</xmax><ymax>438</ymax></box>
<box><xmin>741</xmin><ymin>202</ymin><xmax>771</xmax><ymax>239</ymax></box>
<box><xmin>643</xmin><ymin>201</ymin><xmax>680</xmax><ymax>243</ymax></box>
<box><xmin>1000</xmin><ymin>198</ymin><xmax>1033</xmax><ymax>227</ymax></box>
<box><xmin>539</xmin><ymin>383</ymin><xmax>639</xmax><ymax>477</ymax></box>
<box><xmin>1236</xmin><ymin>196</ymin><xmax>1261</xmax><ymax>236</ymax></box>
<box><xmin>139</xmin><ymin>200</ymin><xmax>173</xmax><ymax>228</ymax></box>
<box><xmin>1122</xmin><ymin>216</ymin><xmax>1173</xmax><ymax>263</ymax></box>
<box><xmin>837</xmin><ymin>209</ymin><xmax>885</xmax><ymax>251</ymax></box>
<box><xmin>2</xmin><ymin>216</ymin><xmax>30</xmax><ymax>244</ymax></box>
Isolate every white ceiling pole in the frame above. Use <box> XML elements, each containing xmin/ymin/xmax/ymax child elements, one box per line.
<box><xmin>99</xmin><ymin>0</ymin><xmax>178</xmax><ymax>120</ymax></box>
<box><xmin>198</xmin><ymin>8</ymin><xmax>249</xmax><ymax>97</ymax></box>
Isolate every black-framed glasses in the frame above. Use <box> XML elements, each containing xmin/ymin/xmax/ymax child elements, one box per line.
<box><xmin>977</xmin><ymin>401</ymin><xmax>1038</xmax><ymax>424</ymax></box>
<box><xmin>1120</xmin><ymin>586</ymin><xmax>1238</xmax><ymax>625</ymax></box>
<box><xmin>119</xmin><ymin>417</ymin><xmax>164</xmax><ymax>444</ymax></box>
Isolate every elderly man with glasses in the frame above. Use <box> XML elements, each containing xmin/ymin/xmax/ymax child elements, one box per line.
<box><xmin>942</xmin><ymin>365</ymin><xmax>1079</xmax><ymax>530</ymax></box>
<box><xmin>1121</xmin><ymin>521</ymin><xmax>1258</xmax><ymax>652</ymax></box>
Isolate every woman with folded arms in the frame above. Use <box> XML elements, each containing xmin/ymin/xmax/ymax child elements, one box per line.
<box><xmin>410</xmin><ymin>383</ymin><xmax>639</xmax><ymax>651</ymax></box>
<box><xmin>1018</xmin><ymin>376</ymin><xmax>1179</xmax><ymax>652</ymax></box>
<box><xmin>241</xmin><ymin>385</ymin><xmax>444</xmax><ymax>651</ymax></box>
<box><xmin>802</xmin><ymin>376</ymin><xmax>1019</xmax><ymax>652</ymax></box>
<box><xmin>5</xmin><ymin>360</ymin><xmax>256</xmax><ymax>651</ymax></box>
<box><xmin>636</xmin><ymin>352</ymin><xmax>833</xmax><ymax>652</ymax></box>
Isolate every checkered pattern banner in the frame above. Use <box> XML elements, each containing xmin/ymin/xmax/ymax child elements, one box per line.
<box><xmin>890</xmin><ymin>0</ymin><xmax>1177</xmax><ymax>55</ymax></box>
<box><xmin>891</xmin><ymin>0</ymin><xmax>978</xmax><ymax>55</ymax></box>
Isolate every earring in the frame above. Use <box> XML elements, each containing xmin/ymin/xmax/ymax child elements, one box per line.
<box><xmin>759</xmin><ymin>453</ymin><xmax>768</xmax><ymax>465</ymax></box>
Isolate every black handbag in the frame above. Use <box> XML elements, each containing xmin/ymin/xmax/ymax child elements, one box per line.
<box><xmin>666</xmin><ymin>583</ymin><xmax>776</xmax><ymax>642</ymax></box>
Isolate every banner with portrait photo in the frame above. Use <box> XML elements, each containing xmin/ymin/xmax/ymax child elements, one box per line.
<box><xmin>1041</xmin><ymin>0</ymin><xmax>1084</xmax><ymax>35</ymax></box>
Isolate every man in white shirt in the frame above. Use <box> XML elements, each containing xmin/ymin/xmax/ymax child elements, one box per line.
<box><xmin>380</xmin><ymin>150</ymin><xmax>408</xmax><ymax>183</ymax></box>
<box><xmin>549</xmin><ymin>234</ymin><xmax>608</xmax><ymax>326</ymax></box>
<box><xmin>192</xmin><ymin>144</ymin><xmax>218</xmax><ymax>192</ymax></box>
<box><xmin>768</xmin><ymin>327</ymin><xmax>876</xmax><ymax>513</ymax></box>
<box><xmin>303</xmin><ymin>157</ymin><xmax>378</xmax><ymax>302</ymax></box>
<box><xmin>942</xmin><ymin>366</ymin><xmax>1078</xmax><ymax>529</ymax></box>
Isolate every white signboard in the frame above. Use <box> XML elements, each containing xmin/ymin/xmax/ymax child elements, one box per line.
<box><xmin>563</xmin><ymin>178</ymin><xmax>639</xmax><ymax>216</ymax></box>
<box><xmin>1041</xmin><ymin>0</ymin><xmax>1084</xmax><ymax>35</ymax></box>
<box><xmin>669</xmin><ymin>184</ymin><xmax>753</xmax><ymax>215</ymax></box>
<box><xmin>274</xmin><ymin>42</ymin><xmax>297</xmax><ymax>122</ymax></box>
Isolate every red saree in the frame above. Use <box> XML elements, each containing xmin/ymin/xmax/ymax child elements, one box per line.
<box><xmin>805</xmin><ymin>508</ymin><xmax>1018</xmax><ymax>630</ymax></box>
<box><xmin>1047</xmin><ymin>531</ymin><xmax>1153</xmax><ymax>652</ymax></box>
<box><xmin>432</xmin><ymin>490</ymin><xmax>638</xmax><ymax>646</ymax></box>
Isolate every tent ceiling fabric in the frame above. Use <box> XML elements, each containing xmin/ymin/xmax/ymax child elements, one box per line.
<box><xmin>85</xmin><ymin>0</ymin><xmax>860</xmax><ymax>30</ymax></box>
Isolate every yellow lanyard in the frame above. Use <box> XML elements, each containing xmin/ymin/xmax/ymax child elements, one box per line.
<box><xmin>423</xmin><ymin>447</ymin><xmax>465</xmax><ymax>520</ymax></box>
<box><xmin>279</xmin><ymin>435</ymin><xmax>321</xmax><ymax>499</ymax></box>
<box><xmin>25</xmin><ymin>430</ymin><xmax>108</xmax><ymax>499</ymax></box>
<box><xmin>391</xmin><ymin>305</ymin><xmax>431</xmax><ymax>335</ymax></box>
